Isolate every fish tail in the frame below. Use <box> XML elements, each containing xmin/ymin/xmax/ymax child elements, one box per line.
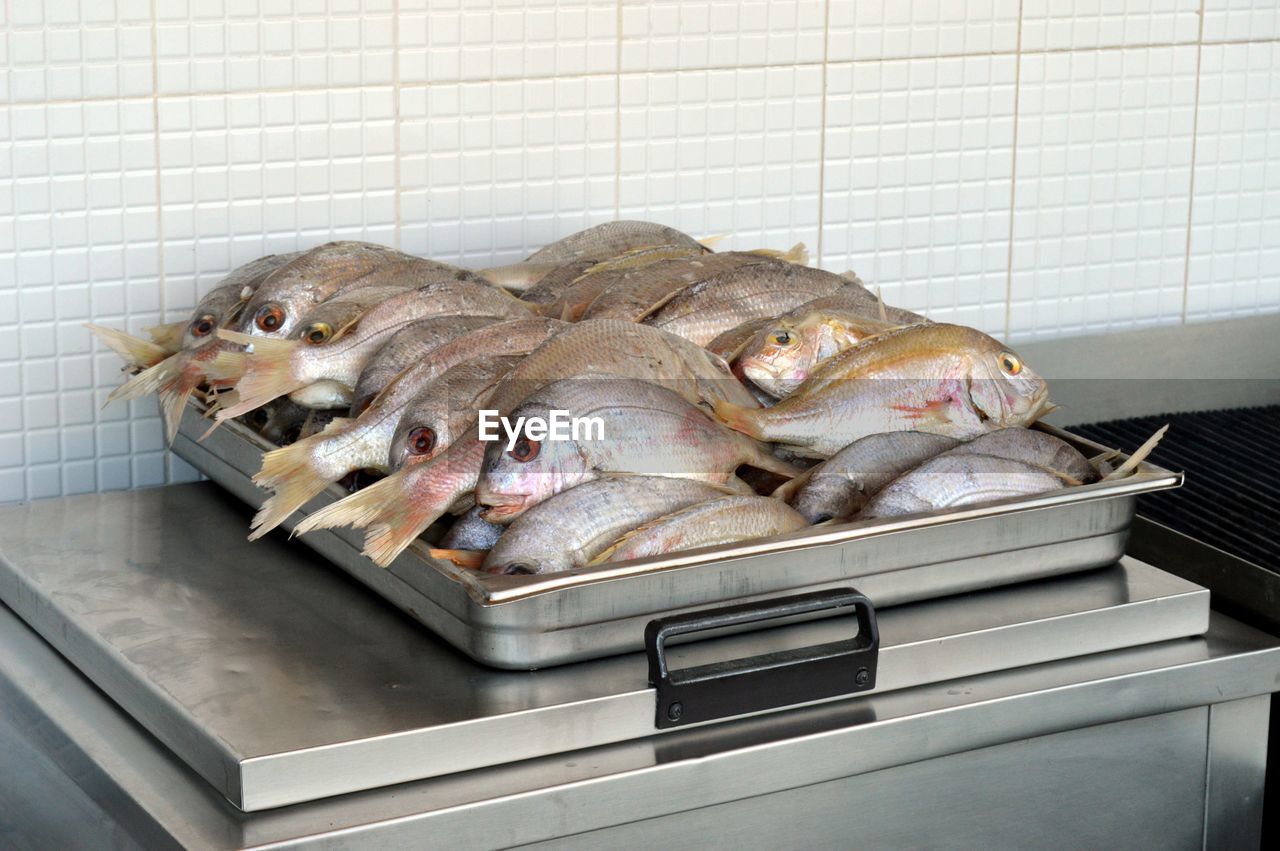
<box><xmin>748</xmin><ymin>243</ymin><xmax>810</xmax><ymax>265</ymax></box>
<box><xmin>87</xmin><ymin>323</ymin><xmax>170</xmax><ymax>369</ymax></box>
<box><xmin>144</xmin><ymin>321</ymin><xmax>186</xmax><ymax>354</ymax></box>
<box><xmin>710</xmin><ymin>398</ymin><xmax>764</xmax><ymax>440</ymax></box>
<box><xmin>213</xmin><ymin>330</ymin><xmax>304</xmax><ymax>420</ymax></box>
<box><xmin>698</xmin><ymin>233</ymin><xmax>727</xmax><ymax>250</ymax></box>
<box><xmin>427</xmin><ymin>548</ymin><xmax>486</xmax><ymax>569</ymax></box>
<box><xmin>1101</xmin><ymin>424</ymin><xmax>1168</xmax><ymax>482</ymax></box>
<box><xmin>159</xmin><ymin>382</ymin><xmax>196</xmax><ymax>446</ymax></box>
<box><xmin>249</xmin><ymin>417</ymin><xmax>355</xmax><ymax>539</ymax></box>
<box><xmin>290</xmin><ymin>466</ymin><xmax>437</xmax><ymax>567</ymax></box>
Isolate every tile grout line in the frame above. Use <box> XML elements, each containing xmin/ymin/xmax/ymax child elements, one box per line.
<box><xmin>815</xmin><ymin>0</ymin><xmax>832</xmax><ymax>264</ymax></box>
<box><xmin>392</xmin><ymin>0</ymin><xmax>402</xmax><ymax>249</ymax></box>
<box><xmin>148</xmin><ymin>0</ymin><xmax>171</xmax><ymax>484</ymax></box>
<box><xmin>1003</xmin><ymin>0</ymin><xmax>1026</xmax><ymax>339</ymax></box>
<box><xmin>1180</xmin><ymin>2</ymin><xmax>1209</xmax><ymax>324</ymax></box>
<box><xmin>614</xmin><ymin>0</ymin><xmax>623</xmax><ymax>221</ymax></box>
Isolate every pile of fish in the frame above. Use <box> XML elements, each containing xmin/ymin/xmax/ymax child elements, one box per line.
<box><xmin>90</xmin><ymin>221</ymin><xmax>1160</xmax><ymax>576</ymax></box>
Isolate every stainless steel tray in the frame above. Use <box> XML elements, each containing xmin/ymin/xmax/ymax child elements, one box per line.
<box><xmin>172</xmin><ymin>399</ymin><xmax>1183</xmax><ymax>669</ymax></box>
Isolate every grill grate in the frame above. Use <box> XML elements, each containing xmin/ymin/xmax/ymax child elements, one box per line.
<box><xmin>1071</xmin><ymin>405</ymin><xmax>1280</xmax><ymax>570</ymax></box>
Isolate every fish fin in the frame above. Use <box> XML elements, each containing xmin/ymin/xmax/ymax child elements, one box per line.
<box><xmin>213</xmin><ymin>330</ymin><xmax>303</xmax><ymax>419</ymax></box>
<box><xmin>86</xmin><ymin>323</ymin><xmax>170</xmax><ymax>369</ymax></box>
<box><xmin>710</xmin><ymin>398</ymin><xmax>765</xmax><ymax>440</ymax></box>
<box><xmin>558</xmin><ymin>301</ymin><xmax>575</xmax><ymax>323</ymax></box>
<box><xmin>249</xmin><ymin>417</ymin><xmax>355</xmax><ymax>540</ymax></box>
<box><xmin>875</xmin><ymin>286</ymin><xmax>888</xmax><ymax>323</ymax></box>
<box><xmin>195</xmin><ymin>416</ymin><xmax>223</xmax><ymax>444</ymax></box>
<box><xmin>159</xmin><ymin>382</ymin><xmax>195</xmax><ymax>446</ymax></box>
<box><xmin>771</xmin><ymin>464</ymin><xmax>818</xmax><ymax>501</ymax></box>
<box><xmin>698</xmin><ymin>234</ymin><xmax>727</xmax><ymax>250</ymax></box>
<box><xmin>744</xmin><ymin>442</ymin><xmax>801</xmax><ymax>479</ymax></box>
<box><xmin>106</xmin><ymin>352</ymin><xmax>183</xmax><ymax>405</ymax></box>
<box><xmin>629</xmin><ymin>288</ymin><xmax>690</xmax><ymax>323</ymax></box>
<box><xmin>1101</xmin><ymin>424</ymin><xmax>1168</xmax><ymax>482</ymax></box>
<box><xmin>144</xmin><ymin>321</ymin><xmax>186</xmax><ymax>354</ymax></box>
<box><xmin>748</xmin><ymin>242</ymin><xmax>810</xmax><ymax>266</ymax></box>
<box><xmin>588</xmin><ymin>503</ymin><xmax>698</xmax><ymax>566</ymax></box>
<box><xmin>292</xmin><ymin>468</ymin><xmax>440</xmax><ymax>567</ymax></box>
<box><xmin>427</xmin><ymin>548</ymin><xmax>487</xmax><ymax>569</ymax></box>
<box><xmin>890</xmin><ymin>398</ymin><xmax>953</xmax><ymax>426</ymax></box>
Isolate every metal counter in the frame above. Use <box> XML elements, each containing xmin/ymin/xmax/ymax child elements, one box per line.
<box><xmin>1</xmin><ymin>484</ymin><xmax>1277</xmax><ymax>848</ymax></box>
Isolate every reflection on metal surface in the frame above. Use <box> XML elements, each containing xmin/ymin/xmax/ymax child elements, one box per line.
<box><xmin>0</xmin><ymin>483</ymin><xmax>1208</xmax><ymax>811</ymax></box>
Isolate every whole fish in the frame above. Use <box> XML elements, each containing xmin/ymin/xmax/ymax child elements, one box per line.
<box><xmin>776</xmin><ymin>432</ymin><xmax>961</xmax><ymax>523</ymax></box>
<box><xmin>295</xmin><ymin>319</ymin><xmax>763</xmax><ymax>565</ymax></box>
<box><xmin>386</xmin><ymin>355</ymin><xmax>524</xmax><ymax>471</ymax></box>
<box><xmin>642</xmin><ymin>263</ymin><xmax>870</xmax><ymax>346</ymax></box>
<box><xmin>248</xmin><ymin>318</ymin><xmax>566</xmax><ymax>539</ymax></box>
<box><xmin>214</xmin><ymin>275</ymin><xmax>531</xmax><ymax>419</ymax></box>
<box><xmin>713</xmin><ymin>324</ymin><xmax>1053</xmax><ymax>457</ymax></box>
<box><xmin>234</xmin><ymin>242</ymin><xmax>428</xmax><ymax>339</ymax></box>
<box><xmin>437</xmin><ymin>506</ymin><xmax>506</xmax><ymax>552</ymax></box>
<box><xmin>859</xmin><ymin>454</ymin><xmax>1068</xmax><ymax>519</ymax></box>
<box><xmin>737</xmin><ymin>306</ymin><xmax>902</xmax><ymax>398</ymax></box>
<box><xmin>350</xmin><ymin>314</ymin><xmax>504</xmax><ymax>415</ymax></box>
<box><xmin>95</xmin><ymin>252</ymin><xmax>302</xmax><ymax>443</ymax></box>
<box><xmin>461</xmin><ymin>477</ymin><xmax>734</xmax><ymax>575</ymax></box>
<box><xmin>524</xmin><ymin>220</ymin><xmax>706</xmax><ymax>265</ymax></box>
<box><xmin>536</xmin><ymin>244</ymin><xmax>711</xmax><ymax>321</ymax></box>
<box><xmin>475</xmin><ymin>221</ymin><xmax>709</xmax><ymax>292</ymax></box>
<box><xmin>945</xmin><ymin>428</ymin><xmax>1096</xmax><ymax>483</ymax></box>
<box><xmin>581</xmin><ymin>247</ymin><xmax>808</xmax><ymax>323</ymax></box>
<box><xmin>474</xmin><ymin>378</ymin><xmax>798</xmax><ymax>522</ymax></box>
<box><xmin>590</xmin><ymin>495</ymin><xmax>808</xmax><ymax>565</ymax></box>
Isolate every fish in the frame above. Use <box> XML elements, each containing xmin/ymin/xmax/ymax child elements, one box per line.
<box><xmin>776</xmin><ymin>432</ymin><xmax>962</xmax><ymax>523</ymax></box>
<box><xmin>945</xmin><ymin>428</ymin><xmax>1095</xmax><ymax>484</ymax></box>
<box><xmin>233</xmin><ymin>242</ymin><xmax>429</xmax><ymax>339</ymax></box>
<box><xmin>581</xmin><ymin>247</ymin><xmax>809</xmax><ymax>323</ymax></box>
<box><xmin>474</xmin><ymin>378</ymin><xmax>799</xmax><ymax>523</ymax></box>
<box><xmin>97</xmin><ymin>252</ymin><xmax>303</xmax><ymax>443</ymax></box>
<box><xmin>523</xmin><ymin>220</ymin><xmax>707</xmax><ymax>265</ymax></box>
<box><xmin>858</xmin><ymin>454</ymin><xmax>1069</xmax><ymax>519</ymax></box>
<box><xmin>642</xmin><ymin>262</ymin><xmax>868</xmax><ymax>346</ymax></box>
<box><xmin>437</xmin><ymin>506</ymin><xmax>506</xmax><ymax>553</ymax></box>
<box><xmin>349</xmin><ymin>315</ymin><xmax>505</xmax><ymax>415</ymax></box>
<box><xmin>213</xmin><ymin>275</ymin><xmax>531</xmax><ymax>419</ymax></box>
<box><xmin>589</xmin><ymin>495</ymin><xmax>808</xmax><ymax>565</ymax></box>
<box><xmin>247</xmin><ymin>318</ymin><xmax>566</xmax><ymax>539</ymax></box>
<box><xmin>516</xmin><ymin>259</ymin><xmax>600</xmax><ymax>307</ymax></box>
<box><xmin>450</xmin><ymin>477</ymin><xmax>734</xmax><ymax>575</ymax></box>
<box><xmin>534</xmin><ymin>244</ymin><xmax>710</xmax><ymax>321</ymax></box>
<box><xmin>295</xmin><ymin>319</ymin><xmax>763</xmax><ymax>566</ymax></box>
<box><xmin>386</xmin><ymin>355</ymin><xmax>524</xmax><ymax>471</ymax></box>
<box><xmin>713</xmin><ymin>324</ymin><xmax>1053</xmax><ymax>457</ymax></box>
<box><xmin>736</xmin><ymin>306</ymin><xmax>902</xmax><ymax>398</ymax></box>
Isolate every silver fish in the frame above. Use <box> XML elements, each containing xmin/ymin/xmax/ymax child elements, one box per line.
<box><xmin>590</xmin><ymin>495</ymin><xmax>808</xmax><ymax>564</ymax></box>
<box><xmin>859</xmin><ymin>454</ymin><xmax>1068</xmax><ymax>519</ymax></box>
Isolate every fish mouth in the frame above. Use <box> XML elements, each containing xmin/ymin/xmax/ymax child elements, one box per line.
<box><xmin>475</xmin><ymin>489</ymin><xmax>529</xmax><ymax>522</ymax></box>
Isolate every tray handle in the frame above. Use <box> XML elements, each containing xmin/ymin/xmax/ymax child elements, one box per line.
<box><xmin>644</xmin><ymin>587</ymin><xmax>879</xmax><ymax>729</ymax></box>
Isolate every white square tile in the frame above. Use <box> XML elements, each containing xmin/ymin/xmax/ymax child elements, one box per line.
<box><xmin>1203</xmin><ymin>0</ymin><xmax>1280</xmax><ymax>43</ymax></box>
<box><xmin>399</xmin><ymin>75</ymin><xmax>616</xmax><ymax>265</ymax></box>
<box><xmin>1187</xmin><ymin>42</ymin><xmax>1280</xmax><ymax>322</ymax></box>
<box><xmin>8</xmin><ymin>2</ymin><xmax>153</xmax><ymax>103</ymax></box>
<box><xmin>400</xmin><ymin>0</ymin><xmax>618</xmax><ymax>84</ymax></box>
<box><xmin>617</xmin><ymin>65</ymin><xmax>823</xmax><ymax>254</ymax></box>
<box><xmin>1021</xmin><ymin>1</ymin><xmax>1200</xmax><ymax>52</ymax></box>
<box><xmin>621</xmin><ymin>1</ymin><xmax>826</xmax><ymax>72</ymax></box>
<box><xmin>828</xmin><ymin>0</ymin><xmax>1020</xmax><ymax>62</ymax></box>
<box><xmin>157</xmin><ymin>0</ymin><xmax>395</xmax><ymax>95</ymax></box>
<box><xmin>0</xmin><ymin>98</ymin><xmax>164</xmax><ymax>502</ymax></box>
<box><xmin>822</xmin><ymin>55</ymin><xmax>1017</xmax><ymax>335</ymax></box>
<box><xmin>1008</xmin><ymin>47</ymin><xmax>1198</xmax><ymax>342</ymax></box>
<box><xmin>158</xmin><ymin>87</ymin><xmax>398</xmax><ymax>316</ymax></box>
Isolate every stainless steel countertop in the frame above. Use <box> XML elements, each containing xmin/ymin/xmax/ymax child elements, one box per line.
<box><xmin>0</xmin><ymin>483</ymin><xmax>1210</xmax><ymax>811</ymax></box>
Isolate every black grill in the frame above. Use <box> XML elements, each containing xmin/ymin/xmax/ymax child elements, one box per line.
<box><xmin>1071</xmin><ymin>405</ymin><xmax>1280</xmax><ymax>570</ymax></box>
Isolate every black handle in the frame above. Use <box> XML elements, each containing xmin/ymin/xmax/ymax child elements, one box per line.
<box><xmin>645</xmin><ymin>587</ymin><xmax>879</xmax><ymax>729</ymax></box>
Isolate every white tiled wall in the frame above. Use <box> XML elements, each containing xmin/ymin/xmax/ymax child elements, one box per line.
<box><xmin>2</xmin><ymin>1</ymin><xmax>1279</xmax><ymax>503</ymax></box>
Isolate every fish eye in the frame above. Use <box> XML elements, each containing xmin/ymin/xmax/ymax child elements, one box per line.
<box><xmin>998</xmin><ymin>351</ymin><xmax>1023</xmax><ymax>376</ymax></box>
<box><xmin>406</xmin><ymin>426</ymin><xmax>437</xmax><ymax>456</ymax></box>
<box><xmin>303</xmin><ymin>322</ymin><xmax>332</xmax><ymax>344</ymax></box>
<box><xmin>503</xmin><ymin>562</ymin><xmax>535</xmax><ymax>576</ymax></box>
<box><xmin>190</xmin><ymin>315</ymin><xmax>216</xmax><ymax>338</ymax></box>
<box><xmin>770</xmin><ymin>329</ymin><xmax>794</xmax><ymax>346</ymax></box>
<box><xmin>255</xmin><ymin>303</ymin><xmax>285</xmax><ymax>331</ymax></box>
<box><xmin>508</xmin><ymin>437</ymin><xmax>541</xmax><ymax>463</ymax></box>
